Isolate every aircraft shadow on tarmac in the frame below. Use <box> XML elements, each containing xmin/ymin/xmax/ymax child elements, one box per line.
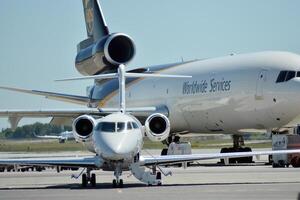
<box><xmin>1</xmin><ymin>181</ymin><xmax>300</xmax><ymax>190</ymax></box>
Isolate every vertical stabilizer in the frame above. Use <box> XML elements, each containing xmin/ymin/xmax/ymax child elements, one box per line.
<box><xmin>82</xmin><ymin>0</ymin><xmax>109</xmax><ymax>41</ymax></box>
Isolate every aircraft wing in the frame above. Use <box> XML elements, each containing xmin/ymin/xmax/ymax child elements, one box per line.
<box><xmin>0</xmin><ymin>86</ymin><xmax>90</xmax><ymax>105</ymax></box>
<box><xmin>0</xmin><ymin>156</ymin><xmax>103</xmax><ymax>168</ymax></box>
<box><xmin>140</xmin><ymin>149</ymin><xmax>300</xmax><ymax>166</ymax></box>
<box><xmin>0</xmin><ymin>108</ymin><xmax>103</xmax><ymax>129</ymax></box>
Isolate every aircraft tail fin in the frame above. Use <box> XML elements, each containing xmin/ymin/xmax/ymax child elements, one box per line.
<box><xmin>82</xmin><ymin>0</ymin><xmax>109</xmax><ymax>41</ymax></box>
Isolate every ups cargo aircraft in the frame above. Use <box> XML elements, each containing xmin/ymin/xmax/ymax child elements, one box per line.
<box><xmin>1</xmin><ymin>0</ymin><xmax>300</xmax><ymax>187</ymax></box>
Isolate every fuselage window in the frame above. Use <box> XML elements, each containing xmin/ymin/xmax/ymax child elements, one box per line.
<box><xmin>96</xmin><ymin>122</ymin><xmax>116</xmax><ymax>132</ymax></box>
<box><xmin>297</xmin><ymin>71</ymin><xmax>300</xmax><ymax>77</ymax></box>
<box><xmin>132</xmin><ymin>122</ymin><xmax>139</xmax><ymax>129</ymax></box>
<box><xmin>127</xmin><ymin>122</ymin><xmax>132</xmax><ymax>130</ymax></box>
<box><xmin>117</xmin><ymin>122</ymin><xmax>125</xmax><ymax>132</ymax></box>
<box><xmin>285</xmin><ymin>71</ymin><xmax>295</xmax><ymax>81</ymax></box>
<box><xmin>276</xmin><ymin>71</ymin><xmax>287</xmax><ymax>83</ymax></box>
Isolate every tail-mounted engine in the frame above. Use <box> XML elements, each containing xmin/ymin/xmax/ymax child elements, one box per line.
<box><xmin>145</xmin><ymin>113</ymin><xmax>170</xmax><ymax>142</ymax></box>
<box><xmin>72</xmin><ymin>115</ymin><xmax>96</xmax><ymax>142</ymax></box>
<box><xmin>75</xmin><ymin>33</ymin><xmax>135</xmax><ymax>75</ymax></box>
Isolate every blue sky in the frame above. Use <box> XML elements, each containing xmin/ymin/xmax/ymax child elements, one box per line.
<box><xmin>1</xmin><ymin>0</ymin><xmax>300</xmax><ymax>129</ymax></box>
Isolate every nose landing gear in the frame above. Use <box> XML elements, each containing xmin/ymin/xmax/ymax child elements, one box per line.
<box><xmin>113</xmin><ymin>162</ymin><xmax>123</xmax><ymax>188</ymax></box>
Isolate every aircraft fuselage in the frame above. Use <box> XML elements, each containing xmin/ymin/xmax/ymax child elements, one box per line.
<box><xmin>88</xmin><ymin>51</ymin><xmax>300</xmax><ymax>134</ymax></box>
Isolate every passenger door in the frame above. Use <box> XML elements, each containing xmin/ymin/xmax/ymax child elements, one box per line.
<box><xmin>255</xmin><ymin>70</ymin><xmax>267</xmax><ymax>100</ymax></box>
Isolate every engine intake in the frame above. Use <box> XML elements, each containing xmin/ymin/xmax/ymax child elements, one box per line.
<box><xmin>104</xmin><ymin>33</ymin><xmax>135</xmax><ymax>65</ymax></box>
<box><xmin>145</xmin><ymin>113</ymin><xmax>170</xmax><ymax>142</ymax></box>
<box><xmin>72</xmin><ymin>115</ymin><xmax>95</xmax><ymax>142</ymax></box>
<box><xmin>75</xmin><ymin>33</ymin><xmax>135</xmax><ymax>75</ymax></box>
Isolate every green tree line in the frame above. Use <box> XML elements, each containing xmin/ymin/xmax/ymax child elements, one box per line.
<box><xmin>0</xmin><ymin>123</ymin><xmax>71</xmax><ymax>139</ymax></box>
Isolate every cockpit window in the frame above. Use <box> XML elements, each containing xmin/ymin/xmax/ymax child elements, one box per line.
<box><xmin>286</xmin><ymin>71</ymin><xmax>295</xmax><ymax>81</ymax></box>
<box><xmin>276</xmin><ymin>71</ymin><xmax>287</xmax><ymax>83</ymax></box>
<box><xmin>276</xmin><ymin>70</ymin><xmax>298</xmax><ymax>83</ymax></box>
<box><xmin>117</xmin><ymin>122</ymin><xmax>125</xmax><ymax>132</ymax></box>
<box><xmin>95</xmin><ymin>121</ymin><xmax>139</xmax><ymax>132</ymax></box>
<box><xmin>132</xmin><ymin>122</ymin><xmax>139</xmax><ymax>129</ymax></box>
<box><xmin>127</xmin><ymin>122</ymin><xmax>132</xmax><ymax>130</ymax></box>
<box><xmin>96</xmin><ymin>122</ymin><xmax>115</xmax><ymax>132</ymax></box>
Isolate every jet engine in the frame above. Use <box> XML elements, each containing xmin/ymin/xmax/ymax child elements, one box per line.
<box><xmin>75</xmin><ymin>33</ymin><xmax>136</xmax><ymax>75</ymax></box>
<box><xmin>145</xmin><ymin>113</ymin><xmax>170</xmax><ymax>142</ymax></box>
<box><xmin>72</xmin><ymin>115</ymin><xmax>96</xmax><ymax>142</ymax></box>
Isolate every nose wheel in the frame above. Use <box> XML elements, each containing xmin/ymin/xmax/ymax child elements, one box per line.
<box><xmin>113</xmin><ymin>162</ymin><xmax>123</xmax><ymax>188</ymax></box>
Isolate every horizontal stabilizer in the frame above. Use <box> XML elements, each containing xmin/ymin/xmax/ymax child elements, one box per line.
<box><xmin>99</xmin><ymin>107</ymin><xmax>156</xmax><ymax>113</ymax></box>
<box><xmin>0</xmin><ymin>86</ymin><xmax>90</xmax><ymax>105</ymax></box>
<box><xmin>56</xmin><ymin>72</ymin><xmax>191</xmax><ymax>82</ymax></box>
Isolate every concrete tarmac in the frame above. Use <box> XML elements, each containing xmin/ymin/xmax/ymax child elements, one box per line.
<box><xmin>0</xmin><ymin>151</ymin><xmax>300</xmax><ymax>200</ymax></box>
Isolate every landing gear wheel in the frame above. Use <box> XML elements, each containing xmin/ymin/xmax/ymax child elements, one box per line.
<box><xmin>119</xmin><ymin>179</ymin><xmax>123</xmax><ymax>188</ymax></box>
<box><xmin>113</xmin><ymin>179</ymin><xmax>117</xmax><ymax>188</ymax></box>
<box><xmin>91</xmin><ymin>173</ymin><xmax>96</xmax><ymax>187</ymax></box>
<box><xmin>82</xmin><ymin>173</ymin><xmax>87</xmax><ymax>187</ymax></box>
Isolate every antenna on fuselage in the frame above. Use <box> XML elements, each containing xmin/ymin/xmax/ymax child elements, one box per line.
<box><xmin>56</xmin><ymin>65</ymin><xmax>192</xmax><ymax>113</ymax></box>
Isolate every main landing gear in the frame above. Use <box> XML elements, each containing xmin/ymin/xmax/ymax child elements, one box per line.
<box><xmin>220</xmin><ymin>134</ymin><xmax>253</xmax><ymax>164</ymax></box>
<box><xmin>81</xmin><ymin>168</ymin><xmax>96</xmax><ymax>187</ymax></box>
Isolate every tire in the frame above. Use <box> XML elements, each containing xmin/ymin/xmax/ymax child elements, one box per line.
<box><xmin>119</xmin><ymin>179</ymin><xmax>123</xmax><ymax>188</ymax></box>
<box><xmin>113</xmin><ymin>179</ymin><xmax>117</xmax><ymax>188</ymax></box>
<box><xmin>82</xmin><ymin>173</ymin><xmax>87</xmax><ymax>187</ymax></box>
<box><xmin>278</xmin><ymin>160</ymin><xmax>285</xmax><ymax>168</ymax></box>
<box><xmin>91</xmin><ymin>173</ymin><xmax>96</xmax><ymax>187</ymax></box>
<box><xmin>272</xmin><ymin>163</ymin><xmax>279</xmax><ymax>168</ymax></box>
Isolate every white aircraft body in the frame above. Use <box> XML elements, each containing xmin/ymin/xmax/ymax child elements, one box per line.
<box><xmin>1</xmin><ymin>64</ymin><xmax>300</xmax><ymax>187</ymax></box>
<box><xmin>34</xmin><ymin>131</ymin><xmax>74</xmax><ymax>143</ymax></box>
<box><xmin>94</xmin><ymin>51</ymin><xmax>300</xmax><ymax>133</ymax></box>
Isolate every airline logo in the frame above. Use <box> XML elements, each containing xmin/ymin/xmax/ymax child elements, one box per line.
<box><xmin>182</xmin><ymin>78</ymin><xmax>231</xmax><ymax>95</ymax></box>
<box><xmin>83</xmin><ymin>0</ymin><xmax>94</xmax><ymax>37</ymax></box>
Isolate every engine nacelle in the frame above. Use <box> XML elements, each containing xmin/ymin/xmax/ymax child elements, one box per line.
<box><xmin>145</xmin><ymin>113</ymin><xmax>170</xmax><ymax>142</ymax></box>
<box><xmin>72</xmin><ymin>115</ymin><xmax>96</xmax><ymax>142</ymax></box>
<box><xmin>75</xmin><ymin>33</ymin><xmax>135</xmax><ymax>75</ymax></box>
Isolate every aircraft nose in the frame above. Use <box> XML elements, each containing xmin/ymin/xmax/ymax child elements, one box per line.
<box><xmin>99</xmin><ymin>133</ymin><xmax>137</xmax><ymax>160</ymax></box>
